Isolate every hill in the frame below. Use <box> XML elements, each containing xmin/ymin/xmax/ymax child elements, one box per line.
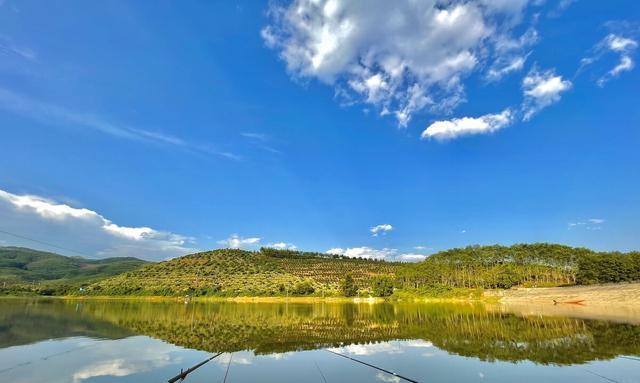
<box><xmin>0</xmin><ymin>247</ymin><xmax>148</xmax><ymax>290</ymax></box>
<box><xmin>87</xmin><ymin>248</ymin><xmax>403</xmax><ymax>296</ymax></box>
<box><xmin>86</xmin><ymin>244</ymin><xmax>640</xmax><ymax>298</ymax></box>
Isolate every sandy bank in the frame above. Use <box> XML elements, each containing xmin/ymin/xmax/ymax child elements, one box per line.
<box><xmin>488</xmin><ymin>283</ymin><xmax>640</xmax><ymax>324</ymax></box>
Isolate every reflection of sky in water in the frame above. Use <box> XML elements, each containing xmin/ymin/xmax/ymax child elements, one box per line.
<box><xmin>1</xmin><ymin>337</ymin><xmax>638</xmax><ymax>383</ymax></box>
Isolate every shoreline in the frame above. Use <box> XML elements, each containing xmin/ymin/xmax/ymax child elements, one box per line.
<box><xmin>2</xmin><ymin>282</ymin><xmax>638</xmax><ymax>306</ymax></box>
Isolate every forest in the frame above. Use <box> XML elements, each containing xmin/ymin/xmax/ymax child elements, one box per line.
<box><xmin>2</xmin><ymin>244</ymin><xmax>639</xmax><ymax>298</ymax></box>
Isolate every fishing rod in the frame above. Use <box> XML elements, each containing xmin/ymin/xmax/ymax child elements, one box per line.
<box><xmin>167</xmin><ymin>352</ymin><xmax>223</xmax><ymax>383</ymax></box>
<box><xmin>325</xmin><ymin>350</ymin><xmax>421</xmax><ymax>383</ymax></box>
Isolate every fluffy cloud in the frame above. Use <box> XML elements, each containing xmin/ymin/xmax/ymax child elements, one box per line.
<box><xmin>370</xmin><ymin>223</ymin><xmax>393</xmax><ymax>236</ymax></box>
<box><xmin>267</xmin><ymin>242</ymin><xmax>298</xmax><ymax>250</ymax></box>
<box><xmin>0</xmin><ymin>189</ymin><xmax>195</xmax><ymax>260</ymax></box>
<box><xmin>326</xmin><ymin>246</ymin><xmax>427</xmax><ymax>262</ymax></box>
<box><xmin>263</xmin><ymin>0</ymin><xmax>532</xmax><ymax>127</ymax></box>
<box><xmin>581</xmin><ymin>33</ymin><xmax>638</xmax><ymax>87</ymax></box>
<box><xmin>217</xmin><ymin>234</ymin><xmax>261</xmax><ymax>249</ymax></box>
<box><xmin>396</xmin><ymin>253</ymin><xmax>427</xmax><ymax>262</ymax></box>
<box><xmin>422</xmin><ymin>109</ymin><xmax>513</xmax><ymax>140</ymax></box>
<box><xmin>326</xmin><ymin>247</ymin><xmax>396</xmax><ymax>260</ymax></box>
<box><xmin>521</xmin><ymin>68</ymin><xmax>572</xmax><ymax>120</ymax></box>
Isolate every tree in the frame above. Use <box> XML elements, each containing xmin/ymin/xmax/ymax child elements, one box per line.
<box><xmin>371</xmin><ymin>275</ymin><xmax>394</xmax><ymax>297</ymax></box>
<box><xmin>291</xmin><ymin>280</ymin><xmax>315</xmax><ymax>295</ymax></box>
<box><xmin>341</xmin><ymin>273</ymin><xmax>358</xmax><ymax>297</ymax></box>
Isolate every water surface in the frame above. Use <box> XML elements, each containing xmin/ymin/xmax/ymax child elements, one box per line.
<box><xmin>1</xmin><ymin>298</ymin><xmax>638</xmax><ymax>382</ymax></box>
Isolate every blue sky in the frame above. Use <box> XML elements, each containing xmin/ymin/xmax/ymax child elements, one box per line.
<box><xmin>1</xmin><ymin>0</ymin><xmax>639</xmax><ymax>261</ymax></box>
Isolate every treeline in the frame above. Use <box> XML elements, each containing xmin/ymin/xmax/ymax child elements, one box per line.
<box><xmin>396</xmin><ymin>244</ymin><xmax>640</xmax><ymax>290</ymax></box>
<box><xmin>576</xmin><ymin>252</ymin><xmax>640</xmax><ymax>284</ymax></box>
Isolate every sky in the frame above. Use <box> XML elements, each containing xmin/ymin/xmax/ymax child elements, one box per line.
<box><xmin>0</xmin><ymin>0</ymin><xmax>639</xmax><ymax>261</ymax></box>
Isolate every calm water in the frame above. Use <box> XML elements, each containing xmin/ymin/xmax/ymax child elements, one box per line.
<box><xmin>0</xmin><ymin>299</ymin><xmax>639</xmax><ymax>383</ymax></box>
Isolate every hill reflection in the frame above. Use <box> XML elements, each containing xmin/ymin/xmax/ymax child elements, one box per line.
<box><xmin>2</xmin><ymin>299</ymin><xmax>639</xmax><ymax>365</ymax></box>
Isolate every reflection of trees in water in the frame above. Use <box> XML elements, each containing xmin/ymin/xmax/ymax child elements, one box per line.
<box><xmin>69</xmin><ymin>300</ymin><xmax>640</xmax><ymax>365</ymax></box>
<box><xmin>2</xmin><ymin>299</ymin><xmax>639</xmax><ymax>365</ymax></box>
<box><xmin>0</xmin><ymin>299</ymin><xmax>132</xmax><ymax>348</ymax></box>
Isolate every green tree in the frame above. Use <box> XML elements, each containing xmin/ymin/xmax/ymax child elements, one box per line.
<box><xmin>341</xmin><ymin>273</ymin><xmax>358</xmax><ymax>297</ymax></box>
<box><xmin>291</xmin><ymin>280</ymin><xmax>315</xmax><ymax>295</ymax></box>
<box><xmin>370</xmin><ymin>275</ymin><xmax>394</xmax><ymax>297</ymax></box>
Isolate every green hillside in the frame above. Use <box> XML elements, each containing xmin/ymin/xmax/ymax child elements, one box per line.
<box><xmin>2</xmin><ymin>244</ymin><xmax>638</xmax><ymax>297</ymax></box>
<box><xmin>0</xmin><ymin>247</ymin><xmax>148</xmax><ymax>289</ymax></box>
<box><xmin>85</xmin><ymin>244</ymin><xmax>640</xmax><ymax>298</ymax></box>
<box><xmin>87</xmin><ymin>248</ymin><xmax>403</xmax><ymax>296</ymax></box>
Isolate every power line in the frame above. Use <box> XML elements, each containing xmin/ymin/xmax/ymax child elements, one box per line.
<box><xmin>0</xmin><ymin>228</ymin><xmax>96</xmax><ymax>259</ymax></box>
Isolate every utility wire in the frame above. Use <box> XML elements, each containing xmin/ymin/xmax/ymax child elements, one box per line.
<box><xmin>0</xmin><ymin>229</ymin><xmax>97</xmax><ymax>259</ymax></box>
<box><xmin>325</xmin><ymin>350</ymin><xmax>421</xmax><ymax>383</ymax></box>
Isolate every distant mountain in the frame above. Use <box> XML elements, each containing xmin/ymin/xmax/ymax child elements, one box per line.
<box><xmin>0</xmin><ymin>246</ymin><xmax>149</xmax><ymax>286</ymax></box>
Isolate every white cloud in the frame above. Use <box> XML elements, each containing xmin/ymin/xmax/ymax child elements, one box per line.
<box><xmin>581</xmin><ymin>33</ymin><xmax>638</xmax><ymax>87</ymax></box>
<box><xmin>422</xmin><ymin>109</ymin><xmax>513</xmax><ymax>141</ymax></box>
<box><xmin>486</xmin><ymin>55</ymin><xmax>528</xmax><ymax>81</ymax></box>
<box><xmin>396</xmin><ymin>253</ymin><xmax>427</xmax><ymax>262</ymax></box>
<box><xmin>568</xmin><ymin>218</ymin><xmax>605</xmax><ymax>230</ymax></box>
<box><xmin>598</xmin><ymin>35</ymin><xmax>637</xmax><ymax>86</ymax></box>
<box><xmin>485</xmin><ymin>28</ymin><xmax>538</xmax><ymax>82</ymax></box>
<box><xmin>326</xmin><ymin>247</ymin><xmax>396</xmax><ymax>260</ymax></box>
<box><xmin>330</xmin><ymin>342</ymin><xmax>404</xmax><ymax>356</ymax></box>
<box><xmin>263</xmin><ymin>0</ymin><xmax>532</xmax><ymax>127</ymax></box>
<box><xmin>326</xmin><ymin>247</ymin><xmax>426</xmax><ymax>262</ymax></box>
<box><xmin>217</xmin><ymin>234</ymin><xmax>261</xmax><ymax>249</ymax></box>
<box><xmin>0</xmin><ymin>87</ymin><xmax>240</xmax><ymax>160</ymax></box>
<box><xmin>0</xmin><ymin>189</ymin><xmax>195</xmax><ymax>260</ymax></box>
<box><xmin>266</xmin><ymin>242</ymin><xmax>297</xmax><ymax>250</ymax></box>
<box><xmin>370</xmin><ymin>223</ymin><xmax>393</xmax><ymax>236</ymax></box>
<box><xmin>376</xmin><ymin>372</ymin><xmax>401</xmax><ymax>383</ymax></box>
<box><xmin>521</xmin><ymin>68</ymin><xmax>571</xmax><ymax>120</ymax></box>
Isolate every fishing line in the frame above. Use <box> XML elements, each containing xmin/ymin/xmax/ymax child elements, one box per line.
<box><xmin>584</xmin><ymin>369</ymin><xmax>622</xmax><ymax>383</ymax></box>
<box><xmin>0</xmin><ymin>340</ymin><xmax>108</xmax><ymax>375</ymax></box>
<box><xmin>222</xmin><ymin>353</ymin><xmax>233</xmax><ymax>383</ymax></box>
<box><xmin>620</xmin><ymin>356</ymin><xmax>640</xmax><ymax>362</ymax></box>
<box><xmin>325</xmin><ymin>350</ymin><xmax>421</xmax><ymax>383</ymax></box>
<box><xmin>314</xmin><ymin>361</ymin><xmax>329</xmax><ymax>383</ymax></box>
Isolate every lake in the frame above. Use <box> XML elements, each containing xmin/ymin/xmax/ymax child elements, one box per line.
<box><xmin>0</xmin><ymin>298</ymin><xmax>638</xmax><ymax>383</ymax></box>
